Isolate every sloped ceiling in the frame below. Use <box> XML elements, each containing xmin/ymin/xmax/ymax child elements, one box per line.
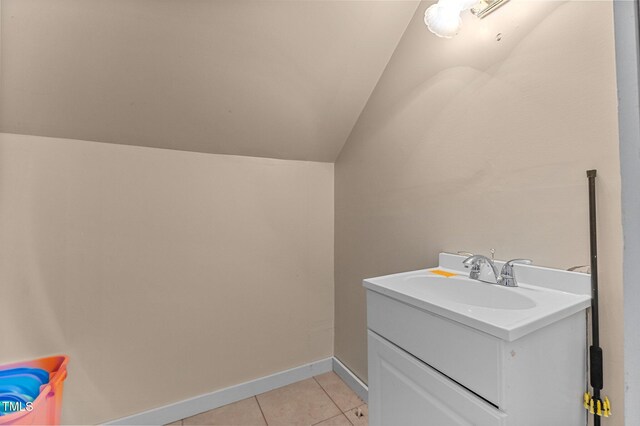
<box><xmin>0</xmin><ymin>0</ymin><xmax>419</xmax><ymax>162</ymax></box>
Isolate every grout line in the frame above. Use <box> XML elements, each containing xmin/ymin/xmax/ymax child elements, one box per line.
<box><xmin>344</xmin><ymin>412</ymin><xmax>355</xmax><ymax>426</ymax></box>
<box><xmin>254</xmin><ymin>396</ymin><xmax>269</xmax><ymax>426</ymax></box>
<box><xmin>342</xmin><ymin>410</ymin><xmax>355</xmax><ymax>426</ymax></box>
<box><xmin>313</xmin><ymin>376</ymin><xmax>341</xmax><ymax>409</ymax></box>
<box><xmin>311</xmin><ymin>412</ymin><xmax>353</xmax><ymax>426</ymax></box>
<box><xmin>312</xmin><ymin>375</ymin><xmax>353</xmax><ymax>424</ymax></box>
<box><xmin>314</xmin><ymin>373</ymin><xmax>363</xmax><ymax>414</ymax></box>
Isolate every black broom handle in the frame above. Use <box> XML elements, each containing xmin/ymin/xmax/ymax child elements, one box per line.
<box><xmin>588</xmin><ymin>170</ymin><xmax>600</xmax><ymax>348</ymax></box>
<box><xmin>587</xmin><ymin>169</ymin><xmax>603</xmax><ymax>425</ymax></box>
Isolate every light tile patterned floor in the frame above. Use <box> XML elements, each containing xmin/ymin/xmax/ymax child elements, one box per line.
<box><xmin>166</xmin><ymin>372</ymin><xmax>368</xmax><ymax>426</ymax></box>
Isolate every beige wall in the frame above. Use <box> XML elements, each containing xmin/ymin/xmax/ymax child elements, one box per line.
<box><xmin>0</xmin><ymin>133</ymin><xmax>334</xmax><ymax>424</ymax></box>
<box><xmin>335</xmin><ymin>0</ymin><xmax>624</xmax><ymax>423</ymax></box>
<box><xmin>0</xmin><ymin>0</ymin><xmax>418</xmax><ymax>162</ymax></box>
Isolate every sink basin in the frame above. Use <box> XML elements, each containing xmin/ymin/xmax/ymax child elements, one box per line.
<box><xmin>403</xmin><ymin>275</ymin><xmax>536</xmax><ymax>310</ymax></box>
<box><xmin>363</xmin><ymin>253</ymin><xmax>592</xmax><ymax>341</ymax></box>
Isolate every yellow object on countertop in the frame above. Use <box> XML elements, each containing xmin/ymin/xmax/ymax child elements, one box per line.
<box><xmin>429</xmin><ymin>269</ymin><xmax>458</xmax><ymax>278</ymax></box>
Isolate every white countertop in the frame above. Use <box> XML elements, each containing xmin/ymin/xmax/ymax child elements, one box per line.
<box><xmin>363</xmin><ymin>253</ymin><xmax>592</xmax><ymax>341</ymax></box>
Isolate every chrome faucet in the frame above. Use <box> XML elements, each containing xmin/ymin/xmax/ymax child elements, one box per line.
<box><xmin>498</xmin><ymin>259</ymin><xmax>533</xmax><ymax>287</ymax></box>
<box><xmin>463</xmin><ymin>255</ymin><xmax>532</xmax><ymax>287</ymax></box>
<box><xmin>463</xmin><ymin>255</ymin><xmax>499</xmax><ymax>284</ymax></box>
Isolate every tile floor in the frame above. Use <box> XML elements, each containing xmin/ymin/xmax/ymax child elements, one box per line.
<box><xmin>166</xmin><ymin>372</ymin><xmax>368</xmax><ymax>426</ymax></box>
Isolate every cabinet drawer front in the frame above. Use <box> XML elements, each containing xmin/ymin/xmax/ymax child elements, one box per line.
<box><xmin>368</xmin><ymin>331</ymin><xmax>506</xmax><ymax>426</ymax></box>
<box><xmin>367</xmin><ymin>290</ymin><xmax>501</xmax><ymax>405</ymax></box>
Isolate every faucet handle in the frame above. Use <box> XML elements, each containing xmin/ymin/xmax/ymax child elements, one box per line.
<box><xmin>468</xmin><ymin>262</ymin><xmax>481</xmax><ymax>279</ymax></box>
<box><xmin>463</xmin><ymin>254</ymin><xmax>499</xmax><ymax>283</ymax></box>
<box><xmin>499</xmin><ymin>259</ymin><xmax>532</xmax><ymax>287</ymax></box>
<box><xmin>462</xmin><ymin>254</ymin><xmax>481</xmax><ymax>279</ymax></box>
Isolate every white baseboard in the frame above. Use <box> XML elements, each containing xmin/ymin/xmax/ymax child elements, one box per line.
<box><xmin>105</xmin><ymin>356</ymin><xmax>368</xmax><ymax>425</ymax></box>
<box><xmin>332</xmin><ymin>357</ymin><xmax>368</xmax><ymax>403</ymax></box>
<box><xmin>105</xmin><ymin>357</ymin><xmax>333</xmax><ymax>425</ymax></box>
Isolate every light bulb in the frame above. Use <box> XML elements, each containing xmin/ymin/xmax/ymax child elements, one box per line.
<box><xmin>438</xmin><ymin>0</ymin><xmax>464</xmax><ymax>11</ymax></box>
<box><xmin>424</xmin><ymin>3</ymin><xmax>462</xmax><ymax>38</ymax></box>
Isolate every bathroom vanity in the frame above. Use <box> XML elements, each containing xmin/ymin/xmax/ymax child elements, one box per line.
<box><xmin>364</xmin><ymin>253</ymin><xmax>591</xmax><ymax>426</ymax></box>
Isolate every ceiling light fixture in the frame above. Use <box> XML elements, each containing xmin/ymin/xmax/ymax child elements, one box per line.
<box><xmin>424</xmin><ymin>0</ymin><xmax>509</xmax><ymax>38</ymax></box>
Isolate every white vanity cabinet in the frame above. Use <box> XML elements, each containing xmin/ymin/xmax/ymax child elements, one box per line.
<box><xmin>364</xmin><ymin>253</ymin><xmax>591</xmax><ymax>426</ymax></box>
<box><xmin>368</xmin><ymin>330</ymin><xmax>506</xmax><ymax>426</ymax></box>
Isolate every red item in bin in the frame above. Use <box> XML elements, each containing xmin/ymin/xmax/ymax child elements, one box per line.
<box><xmin>0</xmin><ymin>356</ymin><xmax>68</xmax><ymax>426</ymax></box>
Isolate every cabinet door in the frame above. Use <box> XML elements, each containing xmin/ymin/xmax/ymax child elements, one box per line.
<box><xmin>368</xmin><ymin>330</ymin><xmax>507</xmax><ymax>426</ymax></box>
